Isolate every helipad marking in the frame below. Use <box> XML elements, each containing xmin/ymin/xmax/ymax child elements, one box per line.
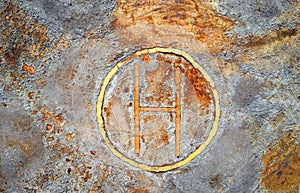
<box><xmin>96</xmin><ymin>47</ymin><xmax>220</xmax><ymax>172</ymax></box>
<box><xmin>133</xmin><ymin>63</ymin><xmax>182</xmax><ymax>156</ymax></box>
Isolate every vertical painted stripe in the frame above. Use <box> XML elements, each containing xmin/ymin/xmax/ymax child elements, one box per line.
<box><xmin>134</xmin><ymin>64</ymin><xmax>140</xmax><ymax>154</ymax></box>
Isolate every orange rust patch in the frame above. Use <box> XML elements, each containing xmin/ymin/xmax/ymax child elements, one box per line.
<box><xmin>180</xmin><ymin>62</ymin><xmax>212</xmax><ymax>108</ymax></box>
<box><xmin>41</xmin><ymin>108</ymin><xmax>66</xmax><ymax>128</ymax></box>
<box><xmin>66</xmin><ymin>133</ymin><xmax>76</xmax><ymax>141</ymax></box>
<box><xmin>103</xmin><ymin>103</ymin><xmax>112</xmax><ymax>121</ymax></box>
<box><xmin>0</xmin><ymin>1</ymin><xmax>49</xmax><ymax>65</ymax></box>
<box><xmin>142</xmin><ymin>54</ymin><xmax>151</xmax><ymax>63</ymax></box>
<box><xmin>52</xmin><ymin>34</ymin><xmax>72</xmax><ymax>53</ymax></box>
<box><xmin>28</xmin><ymin>91</ymin><xmax>35</xmax><ymax>99</ymax></box>
<box><xmin>144</xmin><ymin>83</ymin><xmax>173</xmax><ymax>106</ymax></box>
<box><xmin>46</xmin><ymin>124</ymin><xmax>52</xmax><ymax>131</ymax></box>
<box><xmin>113</xmin><ymin>0</ymin><xmax>235</xmax><ymax>52</ymax></box>
<box><xmin>43</xmin><ymin>111</ymin><xmax>54</xmax><ymax>119</ymax></box>
<box><xmin>22</xmin><ymin>63</ymin><xmax>35</xmax><ymax>75</ymax></box>
<box><xmin>143</xmin><ymin>115</ymin><xmax>156</xmax><ymax>124</ymax></box>
<box><xmin>261</xmin><ymin>126</ymin><xmax>300</xmax><ymax>192</ymax></box>
<box><xmin>55</xmin><ymin>113</ymin><xmax>64</xmax><ymax>124</ymax></box>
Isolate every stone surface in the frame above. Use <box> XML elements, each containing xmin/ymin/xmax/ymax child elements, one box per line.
<box><xmin>0</xmin><ymin>0</ymin><xmax>299</xmax><ymax>192</ymax></box>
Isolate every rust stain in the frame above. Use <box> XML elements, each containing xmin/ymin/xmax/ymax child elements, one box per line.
<box><xmin>142</xmin><ymin>54</ymin><xmax>151</xmax><ymax>63</ymax></box>
<box><xmin>113</xmin><ymin>0</ymin><xmax>235</xmax><ymax>52</ymax></box>
<box><xmin>144</xmin><ymin>83</ymin><xmax>173</xmax><ymax>106</ymax></box>
<box><xmin>103</xmin><ymin>102</ymin><xmax>112</xmax><ymax>121</ymax></box>
<box><xmin>40</xmin><ymin>108</ymin><xmax>66</xmax><ymax>136</ymax></box>
<box><xmin>55</xmin><ymin>113</ymin><xmax>64</xmax><ymax>124</ymax></box>
<box><xmin>67</xmin><ymin>168</ymin><xmax>72</xmax><ymax>175</ymax></box>
<box><xmin>28</xmin><ymin>91</ymin><xmax>35</xmax><ymax>99</ymax></box>
<box><xmin>22</xmin><ymin>63</ymin><xmax>35</xmax><ymax>75</ymax></box>
<box><xmin>53</xmin><ymin>35</ymin><xmax>72</xmax><ymax>51</ymax></box>
<box><xmin>85</xmin><ymin>171</ymin><xmax>93</xmax><ymax>181</ymax></box>
<box><xmin>90</xmin><ymin>150</ymin><xmax>96</xmax><ymax>156</ymax></box>
<box><xmin>43</xmin><ymin>110</ymin><xmax>54</xmax><ymax>119</ymax></box>
<box><xmin>179</xmin><ymin>61</ymin><xmax>213</xmax><ymax>108</ymax></box>
<box><xmin>66</xmin><ymin>133</ymin><xmax>76</xmax><ymax>141</ymax></box>
<box><xmin>3</xmin><ymin>47</ymin><xmax>22</xmax><ymax>66</ymax></box>
<box><xmin>143</xmin><ymin>115</ymin><xmax>156</xmax><ymax>124</ymax></box>
<box><xmin>0</xmin><ymin>1</ymin><xmax>50</xmax><ymax>65</ymax></box>
<box><xmin>95</xmin><ymin>165</ymin><xmax>110</xmax><ymax>191</ymax></box>
<box><xmin>46</xmin><ymin>137</ymin><xmax>55</xmax><ymax>142</ymax></box>
<box><xmin>261</xmin><ymin>125</ymin><xmax>300</xmax><ymax>192</ymax></box>
<box><xmin>46</xmin><ymin>124</ymin><xmax>52</xmax><ymax>131</ymax></box>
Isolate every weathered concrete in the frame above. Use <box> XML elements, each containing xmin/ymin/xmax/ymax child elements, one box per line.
<box><xmin>0</xmin><ymin>0</ymin><xmax>299</xmax><ymax>192</ymax></box>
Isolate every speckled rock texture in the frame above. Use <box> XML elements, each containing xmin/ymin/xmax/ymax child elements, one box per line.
<box><xmin>0</xmin><ymin>0</ymin><xmax>299</xmax><ymax>192</ymax></box>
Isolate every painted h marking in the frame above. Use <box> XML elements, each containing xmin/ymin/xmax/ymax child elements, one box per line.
<box><xmin>134</xmin><ymin>64</ymin><xmax>181</xmax><ymax>157</ymax></box>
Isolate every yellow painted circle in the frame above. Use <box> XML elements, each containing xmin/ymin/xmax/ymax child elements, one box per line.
<box><xmin>96</xmin><ymin>47</ymin><xmax>220</xmax><ymax>172</ymax></box>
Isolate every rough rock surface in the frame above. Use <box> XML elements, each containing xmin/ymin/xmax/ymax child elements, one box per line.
<box><xmin>0</xmin><ymin>0</ymin><xmax>299</xmax><ymax>192</ymax></box>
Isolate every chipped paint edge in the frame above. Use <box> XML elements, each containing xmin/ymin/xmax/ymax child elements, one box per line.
<box><xmin>96</xmin><ymin>47</ymin><xmax>220</xmax><ymax>172</ymax></box>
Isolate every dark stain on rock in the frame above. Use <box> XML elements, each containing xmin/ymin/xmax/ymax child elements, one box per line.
<box><xmin>3</xmin><ymin>47</ymin><xmax>23</xmax><ymax>66</ymax></box>
<box><xmin>233</xmin><ymin>77</ymin><xmax>260</xmax><ymax>107</ymax></box>
<box><xmin>0</xmin><ymin>1</ymin><xmax>50</xmax><ymax>65</ymax></box>
<box><xmin>209</xmin><ymin>174</ymin><xmax>221</xmax><ymax>188</ymax></box>
<box><xmin>0</xmin><ymin>106</ymin><xmax>45</xmax><ymax>186</ymax></box>
<box><xmin>239</xmin><ymin>28</ymin><xmax>299</xmax><ymax>49</ymax></box>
